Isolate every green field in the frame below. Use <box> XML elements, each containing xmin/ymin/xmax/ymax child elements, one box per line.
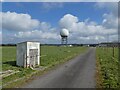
<box><xmin>1</xmin><ymin>46</ymin><xmax>120</xmax><ymax>88</ymax></box>
<box><xmin>96</xmin><ymin>47</ymin><xmax>120</xmax><ymax>88</ymax></box>
<box><xmin>1</xmin><ymin>46</ymin><xmax>87</xmax><ymax>88</ymax></box>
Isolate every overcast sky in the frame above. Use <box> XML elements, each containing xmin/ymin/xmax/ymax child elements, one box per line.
<box><xmin>0</xmin><ymin>2</ymin><xmax>118</xmax><ymax>44</ymax></box>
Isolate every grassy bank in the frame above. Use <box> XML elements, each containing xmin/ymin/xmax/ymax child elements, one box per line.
<box><xmin>1</xmin><ymin>46</ymin><xmax>87</xmax><ymax>88</ymax></box>
<box><xmin>96</xmin><ymin>47</ymin><xmax>119</xmax><ymax>88</ymax></box>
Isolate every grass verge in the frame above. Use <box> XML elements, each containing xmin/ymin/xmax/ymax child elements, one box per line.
<box><xmin>2</xmin><ymin>46</ymin><xmax>88</xmax><ymax>88</ymax></box>
<box><xmin>96</xmin><ymin>47</ymin><xmax>119</xmax><ymax>88</ymax></box>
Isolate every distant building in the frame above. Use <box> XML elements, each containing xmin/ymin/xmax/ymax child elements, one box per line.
<box><xmin>99</xmin><ymin>42</ymin><xmax>120</xmax><ymax>47</ymax></box>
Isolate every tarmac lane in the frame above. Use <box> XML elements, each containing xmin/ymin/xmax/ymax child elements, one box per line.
<box><xmin>22</xmin><ymin>47</ymin><xmax>96</xmax><ymax>88</ymax></box>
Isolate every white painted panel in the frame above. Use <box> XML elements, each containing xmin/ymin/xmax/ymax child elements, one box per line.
<box><xmin>17</xmin><ymin>42</ymin><xmax>26</xmax><ymax>67</ymax></box>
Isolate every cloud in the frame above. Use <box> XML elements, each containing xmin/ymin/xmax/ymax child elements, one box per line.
<box><xmin>42</xmin><ymin>2</ymin><xmax>63</xmax><ymax>10</ymax></box>
<box><xmin>14</xmin><ymin>29</ymin><xmax>58</xmax><ymax>39</ymax></box>
<box><xmin>2</xmin><ymin>28</ymin><xmax>59</xmax><ymax>44</ymax></box>
<box><xmin>95</xmin><ymin>2</ymin><xmax>118</xmax><ymax>9</ymax></box>
<box><xmin>59</xmin><ymin>14</ymin><xmax>118</xmax><ymax>43</ymax></box>
<box><xmin>95</xmin><ymin>2</ymin><xmax>118</xmax><ymax>42</ymax></box>
<box><xmin>2</xmin><ymin>11</ymin><xmax>59</xmax><ymax>44</ymax></box>
<box><xmin>1</xmin><ymin>11</ymin><xmax>39</xmax><ymax>31</ymax></box>
<box><xmin>102</xmin><ymin>13</ymin><xmax>118</xmax><ymax>29</ymax></box>
<box><xmin>40</xmin><ymin>22</ymin><xmax>51</xmax><ymax>31</ymax></box>
<box><xmin>1</xmin><ymin>9</ymin><xmax>118</xmax><ymax>44</ymax></box>
<box><xmin>59</xmin><ymin>14</ymin><xmax>79</xmax><ymax>30</ymax></box>
<box><xmin>2</xmin><ymin>0</ymin><xmax>120</xmax><ymax>2</ymax></box>
<box><xmin>0</xmin><ymin>0</ymin><xmax>4</xmax><ymax>2</ymax></box>
<box><xmin>11</xmin><ymin>29</ymin><xmax>59</xmax><ymax>44</ymax></box>
<box><xmin>95</xmin><ymin>2</ymin><xmax>118</xmax><ymax>16</ymax></box>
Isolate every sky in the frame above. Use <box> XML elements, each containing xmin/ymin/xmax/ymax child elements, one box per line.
<box><xmin>0</xmin><ymin>2</ymin><xmax>118</xmax><ymax>44</ymax></box>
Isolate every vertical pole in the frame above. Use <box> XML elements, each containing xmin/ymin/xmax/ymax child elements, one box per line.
<box><xmin>66</xmin><ymin>37</ymin><xmax>67</xmax><ymax>45</ymax></box>
<box><xmin>107</xmin><ymin>34</ymin><xmax>109</xmax><ymax>52</ymax></box>
<box><xmin>61</xmin><ymin>37</ymin><xmax>63</xmax><ymax>45</ymax></box>
<box><xmin>113</xmin><ymin>46</ymin><xmax>114</xmax><ymax>58</ymax></box>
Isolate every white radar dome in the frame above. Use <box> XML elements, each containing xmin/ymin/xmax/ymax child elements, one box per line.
<box><xmin>60</xmin><ymin>29</ymin><xmax>69</xmax><ymax>37</ymax></box>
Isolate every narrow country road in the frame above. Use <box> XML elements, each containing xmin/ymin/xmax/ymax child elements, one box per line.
<box><xmin>22</xmin><ymin>47</ymin><xmax>96</xmax><ymax>88</ymax></box>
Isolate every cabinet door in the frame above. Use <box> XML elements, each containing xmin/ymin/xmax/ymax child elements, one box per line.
<box><xmin>29</xmin><ymin>49</ymin><xmax>38</xmax><ymax>67</ymax></box>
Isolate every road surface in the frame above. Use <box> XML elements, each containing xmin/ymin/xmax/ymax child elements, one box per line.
<box><xmin>22</xmin><ymin>47</ymin><xmax>96</xmax><ymax>88</ymax></box>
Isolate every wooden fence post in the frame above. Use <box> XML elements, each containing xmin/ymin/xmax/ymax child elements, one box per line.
<box><xmin>113</xmin><ymin>46</ymin><xmax>114</xmax><ymax>58</ymax></box>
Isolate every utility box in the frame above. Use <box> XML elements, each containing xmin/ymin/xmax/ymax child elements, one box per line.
<box><xmin>17</xmin><ymin>41</ymin><xmax>40</xmax><ymax>68</ymax></box>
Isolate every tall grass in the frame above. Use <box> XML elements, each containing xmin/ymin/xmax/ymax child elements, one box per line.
<box><xmin>96</xmin><ymin>47</ymin><xmax>119</xmax><ymax>88</ymax></box>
